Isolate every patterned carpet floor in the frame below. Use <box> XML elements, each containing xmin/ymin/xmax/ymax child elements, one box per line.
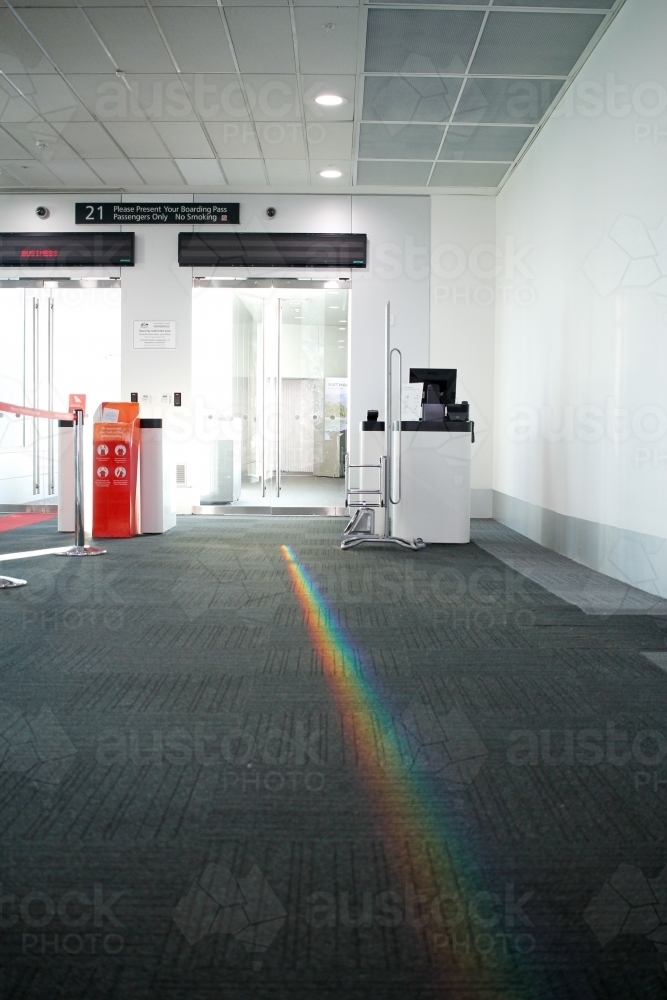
<box><xmin>1</xmin><ymin>516</ymin><xmax>667</xmax><ymax>999</ymax></box>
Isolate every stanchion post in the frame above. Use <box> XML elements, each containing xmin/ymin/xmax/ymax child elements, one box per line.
<box><xmin>56</xmin><ymin>407</ymin><xmax>106</xmax><ymax>557</ymax></box>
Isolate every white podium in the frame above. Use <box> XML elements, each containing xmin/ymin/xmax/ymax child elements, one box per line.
<box><xmin>359</xmin><ymin>421</ymin><xmax>471</xmax><ymax>544</ymax></box>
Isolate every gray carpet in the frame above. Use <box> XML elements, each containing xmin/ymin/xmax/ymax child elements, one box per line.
<box><xmin>2</xmin><ymin>516</ymin><xmax>667</xmax><ymax>999</ymax></box>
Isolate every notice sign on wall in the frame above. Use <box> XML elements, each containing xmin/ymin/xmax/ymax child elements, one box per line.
<box><xmin>133</xmin><ymin>321</ymin><xmax>176</xmax><ymax>350</ymax></box>
<box><xmin>76</xmin><ymin>203</ymin><xmax>240</xmax><ymax>225</ymax></box>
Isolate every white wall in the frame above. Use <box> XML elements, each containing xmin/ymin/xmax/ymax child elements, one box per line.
<box><xmin>494</xmin><ymin>0</ymin><xmax>667</xmax><ymax>595</ymax></box>
<box><xmin>430</xmin><ymin>195</ymin><xmax>495</xmax><ymax>517</ymax></box>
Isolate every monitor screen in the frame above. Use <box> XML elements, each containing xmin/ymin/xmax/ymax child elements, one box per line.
<box><xmin>409</xmin><ymin>368</ymin><xmax>457</xmax><ymax>406</ymax></box>
<box><xmin>178</xmin><ymin>232</ymin><xmax>367</xmax><ymax>268</ymax></box>
<box><xmin>0</xmin><ymin>232</ymin><xmax>134</xmax><ymax>267</ymax></box>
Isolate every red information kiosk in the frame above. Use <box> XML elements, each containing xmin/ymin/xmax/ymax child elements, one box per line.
<box><xmin>92</xmin><ymin>402</ymin><xmax>140</xmax><ymax>538</ymax></box>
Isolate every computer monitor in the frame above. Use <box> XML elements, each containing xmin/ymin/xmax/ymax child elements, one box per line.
<box><xmin>409</xmin><ymin>368</ymin><xmax>457</xmax><ymax>406</ymax></box>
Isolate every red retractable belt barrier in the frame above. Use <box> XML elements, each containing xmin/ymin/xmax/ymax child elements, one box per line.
<box><xmin>0</xmin><ymin>400</ymin><xmax>74</xmax><ymax>421</ymax></box>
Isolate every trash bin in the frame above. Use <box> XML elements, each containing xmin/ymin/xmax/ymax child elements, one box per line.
<box><xmin>139</xmin><ymin>418</ymin><xmax>176</xmax><ymax>533</ymax></box>
<box><xmin>57</xmin><ymin>418</ymin><xmax>74</xmax><ymax>532</ymax></box>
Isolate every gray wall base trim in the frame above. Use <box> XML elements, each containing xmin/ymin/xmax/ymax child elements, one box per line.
<box><xmin>471</xmin><ymin>489</ymin><xmax>492</xmax><ymax>519</ymax></box>
<box><xmin>492</xmin><ymin>490</ymin><xmax>667</xmax><ymax>601</ymax></box>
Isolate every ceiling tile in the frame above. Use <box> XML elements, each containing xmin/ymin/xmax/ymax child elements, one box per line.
<box><xmin>356</xmin><ymin>161</ymin><xmax>430</xmax><ymax>185</ymax></box>
<box><xmin>85</xmin><ymin>9</ymin><xmax>174</xmax><ymax>73</ymax></box>
<box><xmin>454</xmin><ymin>78</ymin><xmax>565</xmax><ymax>125</ymax></box>
<box><xmin>0</xmin><ymin>171</ymin><xmax>22</xmax><ymax>187</ymax></box>
<box><xmin>85</xmin><ymin>158</ymin><xmax>141</xmax><ymax>185</ymax></box>
<box><xmin>20</xmin><ymin>10</ymin><xmax>115</xmax><ymax>74</ymax></box>
<box><xmin>359</xmin><ymin>123</ymin><xmax>444</xmax><ymax>160</ymax></box>
<box><xmin>498</xmin><ymin>0</ymin><xmax>613</xmax><ymax>7</ymax></box>
<box><xmin>302</xmin><ymin>75</ymin><xmax>355</xmax><ymax>121</ymax></box>
<box><xmin>429</xmin><ymin>161</ymin><xmax>510</xmax><ymax>187</ymax></box>
<box><xmin>131</xmin><ymin>158</ymin><xmax>185</xmax><ymax>185</ymax></box>
<box><xmin>364</xmin><ymin>9</ymin><xmax>484</xmax><ymax>74</ymax></box>
<box><xmin>104</xmin><ymin>122</ymin><xmax>169</xmax><ymax>158</ymax></box>
<box><xmin>174</xmin><ymin>158</ymin><xmax>225</xmax><ymax>185</ymax></box>
<box><xmin>309</xmin><ymin>159</ymin><xmax>352</xmax><ymax>186</ymax></box>
<box><xmin>52</xmin><ymin>122</ymin><xmax>123</xmax><ymax>158</ymax></box>
<box><xmin>306</xmin><ymin>122</ymin><xmax>352</xmax><ymax>160</ymax></box>
<box><xmin>3</xmin><ymin>121</ymin><xmax>79</xmax><ymax>159</ymax></box>
<box><xmin>0</xmin><ymin>11</ymin><xmax>54</xmax><ymax>74</ymax></box>
<box><xmin>12</xmin><ymin>0</ymin><xmax>77</xmax><ymax>7</ymax></box>
<box><xmin>294</xmin><ymin>8</ymin><xmax>359</xmax><ymax>75</ymax></box>
<box><xmin>470</xmin><ymin>13</ymin><xmax>605</xmax><ymax>76</ymax></box>
<box><xmin>9</xmin><ymin>74</ymin><xmax>94</xmax><ymax>121</ymax></box>
<box><xmin>362</xmin><ymin>76</ymin><xmax>462</xmax><ymax>123</ymax></box>
<box><xmin>256</xmin><ymin>121</ymin><xmax>305</xmax><ymax>159</ymax></box>
<box><xmin>60</xmin><ymin>74</ymin><xmax>136</xmax><ymax>121</ymax></box>
<box><xmin>219</xmin><ymin>159</ymin><xmax>266</xmax><ymax>185</ymax></box>
<box><xmin>0</xmin><ymin>127</ymin><xmax>33</xmax><ymax>159</ymax></box>
<box><xmin>206</xmin><ymin>121</ymin><xmax>261</xmax><ymax>158</ymax></box>
<box><xmin>439</xmin><ymin>124</ymin><xmax>533</xmax><ymax>161</ymax></box>
<box><xmin>242</xmin><ymin>76</ymin><xmax>300</xmax><ymax>122</ymax></box>
<box><xmin>0</xmin><ymin>159</ymin><xmax>62</xmax><ymax>185</ymax></box>
<box><xmin>265</xmin><ymin>159</ymin><xmax>309</xmax><ymax>185</ymax></box>
<box><xmin>225</xmin><ymin>8</ymin><xmax>295</xmax><ymax>74</ymax></box>
<box><xmin>46</xmin><ymin>159</ymin><xmax>104</xmax><ymax>185</ymax></box>
<box><xmin>153</xmin><ymin>9</ymin><xmax>235</xmax><ymax>73</ymax></box>
<box><xmin>0</xmin><ymin>77</ymin><xmax>41</xmax><ymax>122</ymax></box>
<box><xmin>153</xmin><ymin>121</ymin><xmax>214</xmax><ymax>158</ymax></box>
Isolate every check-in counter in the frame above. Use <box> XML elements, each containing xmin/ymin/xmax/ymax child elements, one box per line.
<box><xmin>359</xmin><ymin>420</ymin><xmax>471</xmax><ymax>544</ymax></box>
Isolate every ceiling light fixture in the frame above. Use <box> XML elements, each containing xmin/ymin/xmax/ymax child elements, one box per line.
<box><xmin>314</xmin><ymin>94</ymin><xmax>345</xmax><ymax>107</ymax></box>
<box><xmin>319</xmin><ymin>168</ymin><xmax>342</xmax><ymax>179</ymax></box>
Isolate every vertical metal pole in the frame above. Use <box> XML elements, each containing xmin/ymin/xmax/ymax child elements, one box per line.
<box><xmin>261</xmin><ymin>306</ymin><xmax>266</xmax><ymax>498</ymax></box>
<box><xmin>384</xmin><ymin>301</ymin><xmax>391</xmax><ymax>537</ymax></box>
<box><xmin>276</xmin><ymin>299</ymin><xmax>282</xmax><ymax>497</ymax></box>
<box><xmin>73</xmin><ymin>409</ymin><xmax>85</xmax><ymax>548</ymax></box>
<box><xmin>48</xmin><ymin>296</ymin><xmax>54</xmax><ymax>494</ymax></box>
<box><xmin>32</xmin><ymin>298</ymin><xmax>39</xmax><ymax>494</ymax></box>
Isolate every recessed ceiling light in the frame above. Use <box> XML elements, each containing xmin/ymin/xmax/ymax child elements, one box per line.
<box><xmin>319</xmin><ymin>168</ymin><xmax>342</xmax><ymax>179</ymax></box>
<box><xmin>315</xmin><ymin>94</ymin><xmax>345</xmax><ymax>107</ymax></box>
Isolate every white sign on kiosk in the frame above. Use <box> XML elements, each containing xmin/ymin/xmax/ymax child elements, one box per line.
<box><xmin>133</xmin><ymin>320</ymin><xmax>176</xmax><ymax>349</ymax></box>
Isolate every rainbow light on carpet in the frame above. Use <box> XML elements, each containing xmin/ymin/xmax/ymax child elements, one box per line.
<box><xmin>281</xmin><ymin>543</ymin><xmax>534</xmax><ymax>997</ymax></box>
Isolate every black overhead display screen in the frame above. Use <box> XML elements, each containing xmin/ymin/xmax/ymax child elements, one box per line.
<box><xmin>178</xmin><ymin>232</ymin><xmax>367</xmax><ymax>268</ymax></box>
<box><xmin>0</xmin><ymin>232</ymin><xmax>135</xmax><ymax>267</ymax></box>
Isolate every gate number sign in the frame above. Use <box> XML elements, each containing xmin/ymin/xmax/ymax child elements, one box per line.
<box><xmin>75</xmin><ymin>202</ymin><xmax>240</xmax><ymax>225</ymax></box>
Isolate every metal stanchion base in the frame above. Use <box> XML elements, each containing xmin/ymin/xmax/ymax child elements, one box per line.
<box><xmin>54</xmin><ymin>545</ymin><xmax>107</xmax><ymax>557</ymax></box>
<box><xmin>0</xmin><ymin>575</ymin><xmax>27</xmax><ymax>588</ymax></box>
<box><xmin>341</xmin><ymin>534</ymin><xmax>425</xmax><ymax>551</ymax></box>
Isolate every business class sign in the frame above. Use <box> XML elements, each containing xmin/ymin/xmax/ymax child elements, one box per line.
<box><xmin>75</xmin><ymin>202</ymin><xmax>240</xmax><ymax>225</ymax></box>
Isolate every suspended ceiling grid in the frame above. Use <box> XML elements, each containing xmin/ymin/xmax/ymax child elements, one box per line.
<box><xmin>0</xmin><ymin>0</ymin><xmax>628</xmax><ymax>194</ymax></box>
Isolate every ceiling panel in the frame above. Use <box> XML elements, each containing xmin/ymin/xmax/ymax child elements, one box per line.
<box><xmin>309</xmin><ymin>159</ymin><xmax>352</xmax><ymax>185</ymax></box>
<box><xmin>0</xmin><ymin>128</ymin><xmax>33</xmax><ymax>159</ymax></box>
<box><xmin>362</xmin><ymin>76</ymin><xmax>462</xmax><ymax>123</ymax></box>
<box><xmin>4</xmin><ymin>121</ymin><xmax>78</xmax><ymax>159</ymax></box>
<box><xmin>153</xmin><ymin>9</ymin><xmax>235</xmax><ymax>73</ymax></box>
<box><xmin>0</xmin><ymin>159</ymin><xmax>62</xmax><ymax>185</ymax></box>
<box><xmin>0</xmin><ymin>79</ymin><xmax>41</xmax><ymax>123</ymax></box>
<box><xmin>219</xmin><ymin>158</ymin><xmax>266</xmax><ymax>184</ymax></box>
<box><xmin>429</xmin><ymin>161</ymin><xmax>511</xmax><ymax>187</ymax></box>
<box><xmin>85</xmin><ymin>9</ymin><xmax>174</xmax><ymax>73</ymax></box>
<box><xmin>62</xmin><ymin>75</ymin><xmax>135</xmax><ymax>121</ymax></box>
<box><xmin>454</xmin><ymin>78</ymin><xmax>565</xmax><ymax>125</ymax></box>
<box><xmin>131</xmin><ymin>158</ymin><xmax>184</xmax><ymax>184</ymax></box>
<box><xmin>439</xmin><ymin>124</ymin><xmax>533</xmax><ymax>161</ymax></box>
<box><xmin>470</xmin><ymin>13</ymin><xmax>605</xmax><ymax>77</ymax></box>
<box><xmin>364</xmin><ymin>9</ymin><xmax>484</xmax><ymax>74</ymax></box>
<box><xmin>306</xmin><ymin>122</ymin><xmax>353</xmax><ymax>159</ymax></box>
<box><xmin>104</xmin><ymin>121</ymin><xmax>169</xmax><ymax>157</ymax></box>
<box><xmin>174</xmin><ymin>158</ymin><xmax>225</xmax><ymax>185</ymax></box>
<box><xmin>225</xmin><ymin>8</ymin><xmax>295</xmax><ymax>74</ymax></box>
<box><xmin>242</xmin><ymin>76</ymin><xmax>300</xmax><ymax>122</ymax></box>
<box><xmin>53</xmin><ymin>122</ymin><xmax>123</xmax><ymax>158</ymax></box>
<box><xmin>206</xmin><ymin>121</ymin><xmax>261</xmax><ymax>158</ymax></box>
<box><xmin>256</xmin><ymin>121</ymin><xmax>306</xmax><ymax>159</ymax></box>
<box><xmin>0</xmin><ymin>11</ymin><xmax>54</xmax><ymax>74</ymax></box>
<box><xmin>359</xmin><ymin>123</ymin><xmax>444</xmax><ymax>160</ymax></box>
<box><xmin>20</xmin><ymin>10</ymin><xmax>115</xmax><ymax>74</ymax></box>
<box><xmin>46</xmin><ymin>159</ymin><xmax>103</xmax><ymax>185</ymax></box>
<box><xmin>153</xmin><ymin>121</ymin><xmax>214</xmax><ymax>158</ymax></box>
<box><xmin>7</xmin><ymin>75</ymin><xmax>94</xmax><ymax>121</ymax></box>
<box><xmin>356</xmin><ymin>161</ymin><xmax>430</xmax><ymax>185</ymax></box>
<box><xmin>369</xmin><ymin>0</ymin><xmax>485</xmax><ymax>4</ymax></box>
<box><xmin>294</xmin><ymin>8</ymin><xmax>359</xmax><ymax>75</ymax></box>
<box><xmin>265</xmin><ymin>159</ymin><xmax>309</xmax><ymax>185</ymax></box>
<box><xmin>499</xmin><ymin>0</ymin><xmax>614</xmax><ymax>7</ymax></box>
<box><xmin>85</xmin><ymin>157</ymin><xmax>142</xmax><ymax>185</ymax></box>
<box><xmin>302</xmin><ymin>75</ymin><xmax>355</xmax><ymax>121</ymax></box>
